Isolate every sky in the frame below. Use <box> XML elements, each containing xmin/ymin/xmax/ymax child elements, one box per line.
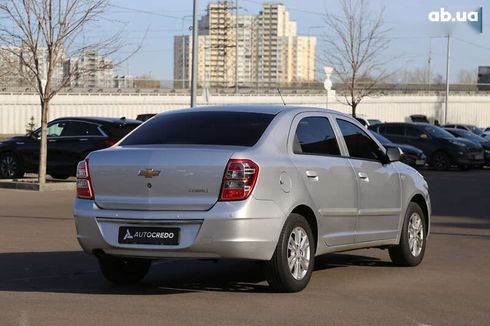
<box><xmin>91</xmin><ymin>0</ymin><xmax>490</xmax><ymax>83</ymax></box>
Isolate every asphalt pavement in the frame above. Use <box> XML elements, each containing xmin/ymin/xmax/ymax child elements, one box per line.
<box><xmin>0</xmin><ymin>170</ymin><xmax>489</xmax><ymax>326</ymax></box>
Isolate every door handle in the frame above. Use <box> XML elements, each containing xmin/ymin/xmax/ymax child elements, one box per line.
<box><xmin>306</xmin><ymin>170</ymin><xmax>319</xmax><ymax>180</ymax></box>
<box><xmin>79</xmin><ymin>138</ymin><xmax>88</xmax><ymax>141</ymax></box>
<box><xmin>358</xmin><ymin>172</ymin><xmax>369</xmax><ymax>182</ymax></box>
<box><xmin>48</xmin><ymin>139</ymin><xmax>57</xmax><ymax>143</ymax></box>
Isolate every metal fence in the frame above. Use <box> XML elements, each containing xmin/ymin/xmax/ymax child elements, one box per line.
<box><xmin>2</xmin><ymin>91</ymin><xmax>490</xmax><ymax>135</ymax></box>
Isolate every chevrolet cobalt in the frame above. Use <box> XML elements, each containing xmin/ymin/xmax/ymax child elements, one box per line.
<box><xmin>74</xmin><ymin>106</ymin><xmax>431</xmax><ymax>292</ymax></box>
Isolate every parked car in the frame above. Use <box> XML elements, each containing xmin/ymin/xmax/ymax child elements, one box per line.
<box><xmin>369</xmin><ymin>123</ymin><xmax>484</xmax><ymax>170</ymax></box>
<box><xmin>443</xmin><ymin>124</ymin><xmax>484</xmax><ymax>136</ymax></box>
<box><xmin>409</xmin><ymin>115</ymin><xmax>430</xmax><ymax>123</ymax></box>
<box><xmin>0</xmin><ymin>117</ymin><xmax>141</xmax><ymax>179</ymax></box>
<box><xmin>74</xmin><ymin>106</ymin><xmax>431</xmax><ymax>292</ymax></box>
<box><xmin>370</xmin><ymin>131</ymin><xmax>426</xmax><ymax>167</ymax></box>
<box><xmin>136</xmin><ymin>113</ymin><xmax>156</xmax><ymax>122</ymax></box>
<box><xmin>444</xmin><ymin>128</ymin><xmax>490</xmax><ymax>166</ymax></box>
<box><xmin>353</xmin><ymin>115</ymin><xmax>383</xmax><ymax>127</ymax></box>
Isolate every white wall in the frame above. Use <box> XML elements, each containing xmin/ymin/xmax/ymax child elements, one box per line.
<box><xmin>1</xmin><ymin>92</ymin><xmax>490</xmax><ymax>134</ymax></box>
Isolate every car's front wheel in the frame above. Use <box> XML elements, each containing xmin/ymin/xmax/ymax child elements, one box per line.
<box><xmin>0</xmin><ymin>152</ymin><xmax>24</xmax><ymax>179</ymax></box>
<box><xmin>98</xmin><ymin>255</ymin><xmax>151</xmax><ymax>284</ymax></box>
<box><xmin>430</xmin><ymin>151</ymin><xmax>450</xmax><ymax>171</ymax></box>
<box><xmin>266</xmin><ymin>213</ymin><xmax>315</xmax><ymax>292</ymax></box>
<box><xmin>389</xmin><ymin>202</ymin><xmax>427</xmax><ymax>266</ymax></box>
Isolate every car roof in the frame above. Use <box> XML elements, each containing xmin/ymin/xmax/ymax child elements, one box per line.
<box><xmin>52</xmin><ymin>117</ymin><xmax>141</xmax><ymax>125</ymax></box>
<box><xmin>375</xmin><ymin>122</ymin><xmax>430</xmax><ymax>127</ymax></box>
<box><xmin>156</xmin><ymin>105</ymin><xmax>344</xmax><ymax>116</ymax></box>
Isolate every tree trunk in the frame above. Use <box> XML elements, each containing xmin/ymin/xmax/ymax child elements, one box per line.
<box><xmin>351</xmin><ymin>102</ymin><xmax>357</xmax><ymax>118</ymax></box>
<box><xmin>38</xmin><ymin>99</ymin><xmax>49</xmax><ymax>185</ymax></box>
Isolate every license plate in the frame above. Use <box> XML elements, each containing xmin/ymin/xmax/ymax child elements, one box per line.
<box><xmin>118</xmin><ymin>226</ymin><xmax>179</xmax><ymax>245</ymax></box>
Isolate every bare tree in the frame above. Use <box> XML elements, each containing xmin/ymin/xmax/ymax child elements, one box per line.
<box><xmin>321</xmin><ymin>0</ymin><xmax>391</xmax><ymax>117</ymax></box>
<box><xmin>0</xmin><ymin>0</ymin><xmax>132</xmax><ymax>184</ymax></box>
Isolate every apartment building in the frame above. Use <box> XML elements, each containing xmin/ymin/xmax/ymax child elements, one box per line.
<box><xmin>63</xmin><ymin>51</ymin><xmax>114</xmax><ymax>89</ymax></box>
<box><xmin>173</xmin><ymin>2</ymin><xmax>316</xmax><ymax>88</ymax></box>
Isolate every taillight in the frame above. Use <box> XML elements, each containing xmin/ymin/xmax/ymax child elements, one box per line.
<box><xmin>76</xmin><ymin>159</ymin><xmax>94</xmax><ymax>199</ymax></box>
<box><xmin>104</xmin><ymin>138</ymin><xmax>117</xmax><ymax>147</ymax></box>
<box><xmin>219</xmin><ymin>159</ymin><xmax>259</xmax><ymax>201</ymax></box>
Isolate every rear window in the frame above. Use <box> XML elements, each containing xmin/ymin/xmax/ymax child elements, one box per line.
<box><xmin>102</xmin><ymin>123</ymin><xmax>141</xmax><ymax>140</ymax></box>
<box><xmin>120</xmin><ymin>111</ymin><xmax>275</xmax><ymax>146</ymax></box>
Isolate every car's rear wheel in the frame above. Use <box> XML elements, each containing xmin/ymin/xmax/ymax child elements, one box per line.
<box><xmin>389</xmin><ymin>202</ymin><xmax>427</xmax><ymax>266</ymax></box>
<box><xmin>265</xmin><ymin>213</ymin><xmax>315</xmax><ymax>292</ymax></box>
<box><xmin>430</xmin><ymin>151</ymin><xmax>450</xmax><ymax>171</ymax></box>
<box><xmin>98</xmin><ymin>255</ymin><xmax>151</xmax><ymax>285</ymax></box>
<box><xmin>0</xmin><ymin>152</ymin><xmax>24</xmax><ymax>179</ymax></box>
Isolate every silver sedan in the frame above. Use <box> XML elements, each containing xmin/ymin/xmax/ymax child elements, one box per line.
<box><xmin>74</xmin><ymin>106</ymin><xmax>431</xmax><ymax>292</ymax></box>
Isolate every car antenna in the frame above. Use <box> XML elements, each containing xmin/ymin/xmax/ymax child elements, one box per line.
<box><xmin>277</xmin><ymin>88</ymin><xmax>286</xmax><ymax>106</ymax></box>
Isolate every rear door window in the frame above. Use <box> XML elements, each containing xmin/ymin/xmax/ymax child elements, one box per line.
<box><xmin>102</xmin><ymin>124</ymin><xmax>140</xmax><ymax>140</ymax></box>
<box><xmin>337</xmin><ymin>119</ymin><xmax>383</xmax><ymax>161</ymax></box>
<box><xmin>61</xmin><ymin>122</ymin><xmax>102</xmax><ymax>137</ymax></box>
<box><xmin>406</xmin><ymin>126</ymin><xmax>423</xmax><ymax>138</ymax></box>
<box><xmin>121</xmin><ymin>111</ymin><xmax>274</xmax><ymax>147</ymax></box>
<box><xmin>294</xmin><ymin>117</ymin><xmax>340</xmax><ymax>156</ymax></box>
<box><xmin>384</xmin><ymin>125</ymin><xmax>405</xmax><ymax>136</ymax></box>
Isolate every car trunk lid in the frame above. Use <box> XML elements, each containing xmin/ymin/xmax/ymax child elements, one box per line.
<box><xmin>89</xmin><ymin>145</ymin><xmax>237</xmax><ymax>211</ymax></box>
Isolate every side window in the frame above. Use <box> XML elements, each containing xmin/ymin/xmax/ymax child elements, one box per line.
<box><xmin>294</xmin><ymin>117</ymin><xmax>340</xmax><ymax>156</ymax></box>
<box><xmin>61</xmin><ymin>122</ymin><xmax>102</xmax><ymax>137</ymax></box>
<box><xmin>385</xmin><ymin>125</ymin><xmax>405</xmax><ymax>136</ymax></box>
<box><xmin>406</xmin><ymin>126</ymin><xmax>422</xmax><ymax>138</ymax></box>
<box><xmin>45</xmin><ymin>121</ymin><xmax>67</xmax><ymax>138</ymax></box>
<box><xmin>337</xmin><ymin>119</ymin><xmax>383</xmax><ymax>161</ymax></box>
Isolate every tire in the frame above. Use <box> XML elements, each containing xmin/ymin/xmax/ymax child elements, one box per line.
<box><xmin>430</xmin><ymin>151</ymin><xmax>451</xmax><ymax>171</ymax></box>
<box><xmin>265</xmin><ymin>213</ymin><xmax>315</xmax><ymax>292</ymax></box>
<box><xmin>50</xmin><ymin>174</ymin><xmax>70</xmax><ymax>180</ymax></box>
<box><xmin>0</xmin><ymin>152</ymin><xmax>24</xmax><ymax>179</ymax></box>
<box><xmin>389</xmin><ymin>202</ymin><xmax>427</xmax><ymax>267</ymax></box>
<box><xmin>98</xmin><ymin>255</ymin><xmax>151</xmax><ymax>285</ymax></box>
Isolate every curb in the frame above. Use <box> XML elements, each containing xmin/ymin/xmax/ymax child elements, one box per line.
<box><xmin>0</xmin><ymin>180</ymin><xmax>76</xmax><ymax>191</ymax></box>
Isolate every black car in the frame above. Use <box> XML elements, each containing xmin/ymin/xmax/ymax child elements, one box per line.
<box><xmin>370</xmin><ymin>131</ymin><xmax>426</xmax><ymax>167</ymax></box>
<box><xmin>369</xmin><ymin>123</ymin><xmax>484</xmax><ymax>170</ymax></box>
<box><xmin>444</xmin><ymin>128</ymin><xmax>490</xmax><ymax>166</ymax></box>
<box><xmin>0</xmin><ymin>117</ymin><xmax>141</xmax><ymax>179</ymax></box>
<box><xmin>443</xmin><ymin>124</ymin><xmax>484</xmax><ymax>136</ymax></box>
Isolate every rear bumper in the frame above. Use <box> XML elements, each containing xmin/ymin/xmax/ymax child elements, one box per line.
<box><xmin>73</xmin><ymin>197</ymin><xmax>285</xmax><ymax>261</ymax></box>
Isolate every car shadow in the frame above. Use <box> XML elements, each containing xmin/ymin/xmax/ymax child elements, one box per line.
<box><xmin>0</xmin><ymin>251</ymin><xmax>390</xmax><ymax>295</ymax></box>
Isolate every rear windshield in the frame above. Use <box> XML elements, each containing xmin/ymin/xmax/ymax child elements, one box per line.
<box><xmin>120</xmin><ymin>111</ymin><xmax>275</xmax><ymax>146</ymax></box>
<box><xmin>102</xmin><ymin>123</ymin><xmax>141</xmax><ymax>140</ymax></box>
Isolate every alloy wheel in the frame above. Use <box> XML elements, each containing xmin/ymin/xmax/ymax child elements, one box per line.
<box><xmin>287</xmin><ymin>226</ymin><xmax>311</xmax><ymax>280</ymax></box>
<box><xmin>0</xmin><ymin>154</ymin><xmax>17</xmax><ymax>178</ymax></box>
<box><xmin>407</xmin><ymin>213</ymin><xmax>424</xmax><ymax>257</ymax></box>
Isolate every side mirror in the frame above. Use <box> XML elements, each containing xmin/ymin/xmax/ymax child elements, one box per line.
<box><xmin>420</xmin><ymin>133</ymin><xmax>429</xmax><ymax>139</ymax></box>
<box><xmin>385</xmin><ymin>146</ymin><xmax>402</xmax><ymax>163</ymax></box>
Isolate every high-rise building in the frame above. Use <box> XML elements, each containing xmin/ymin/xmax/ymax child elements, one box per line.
<box><xmin>173</xmin><ymin>2</ymin><xmax>316</xmax><ymax>88</ymax></box>
<box><xmin>63</xmin><ymin>51</ymin><xmax>114</xmax><ymax>89</ymax></box>
<box><xmin>0</xmin><ymin>45</ymin><xmax>65</xmax><ymax>87</ymax></box>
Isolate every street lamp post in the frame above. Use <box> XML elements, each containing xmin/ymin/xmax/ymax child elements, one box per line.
<box><xmin>307</xmin><ymin>26</ymin><xmax>322</xmax><ymax>86</ymax></box>
<box><xmin>190</xmin><ymin>0</ymin><xmax>199</xmax><ymax>107</ymax></box>
<box><xmin>181</xmin><ymin>15</ymin><xmax>193</xmax><ymax>89</ymax></box>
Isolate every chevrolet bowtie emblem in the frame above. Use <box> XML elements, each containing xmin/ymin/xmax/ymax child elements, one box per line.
<box><xmin>138</xmin><ymin>169</ymin><xmax>161</xmax><ymax>178</ymax></box>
